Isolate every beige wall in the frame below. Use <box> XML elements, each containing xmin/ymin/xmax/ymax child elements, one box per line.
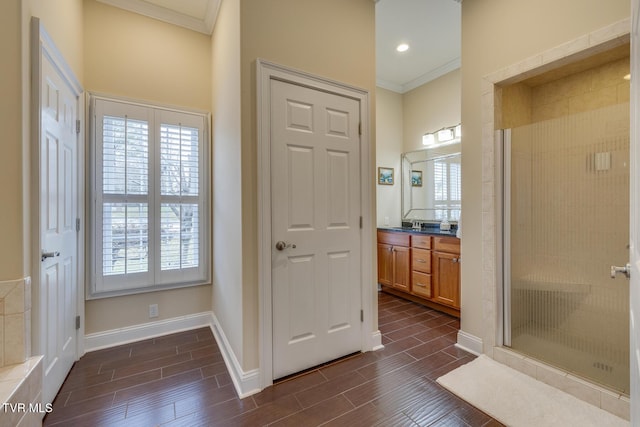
<box><xmin>0</xmin><ymin>0</ymin><xmax>85</xmax><ymax>281</ymax></box>
<box><xmin>461</xmin><ymin>0</ymin><xmax>630</xmax><ymax>341</ymax></box>
<box><xmin>237</xmin><ymin>0</ymin><xmax>376</xmax><ymax>370</ymax></box>
<box><xmin>403</xmin><ymin>69</ymin><xmax>461</xmax><ymax>152</ymax></box>
<box><xmin>83</xmin><ymin>0</ymin><xmax>213</xmax><ymax>334</ymax></box>
<box><xmin>83</xmin><ymin>0</ymin><xmax>211</xmax><ymax>111</ymax></box>
<box><xmin>211</xmin><ymin>0</ymin><xmax>244</xmax><ymax>365</ymax></box>
<box><xmin>376</xmin><ymin>87</ymin><xmax>403</xmax><ymax>227</ymax></box>
<box><xmin>1</xmin><ymin>0</ymin><xmax>24</xmax><ymax>281</ymax></box>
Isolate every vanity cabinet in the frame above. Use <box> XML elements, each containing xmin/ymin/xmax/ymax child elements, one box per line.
<box><xmin>377</xmin><ymin>231</ymin><xmax>410</xmax><ymax>292</ymax></box>
<box><xmin>377</xmin><ymin>229</ymin><xmax>460</xmax><ymax>317</ymax></box>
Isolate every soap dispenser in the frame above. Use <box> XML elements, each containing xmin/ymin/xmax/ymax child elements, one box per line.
<box><xmin>440</xmin><ymin>218</ymin><xmax>451</xmax><ymax>231</ymax></box>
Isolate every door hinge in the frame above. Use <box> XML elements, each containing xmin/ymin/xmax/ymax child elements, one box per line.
<box><xmin>76</xmin><ymin>119</ymin><xmax>81</xmax><ymax>134</ymax></box>
<box><xmin>75</xmin><ymin>315</ymin><xmax>80</xmax><ymax>330</ymax></box>
<box><xmin>76</xmin><ymin>218</ymin><xmax>80</xmax><ymax>232</ymax></box>
<box><xmin>360</xmin><ymin>309</ymin><xmax>364</xmax><ymax>322</ymax></box>
<box><xmin>359</xmin><ymin>216</ymin><xmax>363</xmax><ymax>229</ymax></box>
<box><xmin>358</xmin><ymin>122</ymin><xmax>362</xmax><ymax>136</ymax></box>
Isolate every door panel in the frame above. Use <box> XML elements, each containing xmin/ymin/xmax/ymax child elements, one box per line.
<box><xmin>271</xmin><ymin>79</ymin><xmax>362</xmax><ymax>379</ymax></box>
<box><xmin>39</xmin><ymin>42</ymin><xmax>79</xmax><ymax>406</ymax></box>
<box><xmin>287</xmin><ymin>145</ymin><xmax>315</xmax><ymax>229</ymax></box>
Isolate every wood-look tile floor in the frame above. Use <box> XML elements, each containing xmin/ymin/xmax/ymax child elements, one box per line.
<box><xmin>44</xmin><ymin>292</ymin><xmax>503</xmax><ymax>426</ymax></box>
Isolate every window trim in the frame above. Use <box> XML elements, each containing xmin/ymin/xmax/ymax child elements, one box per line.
<box><xmin>87</xmin><ymin>93</ymin><xmax>211</xmax><ymax>299</ymax></box>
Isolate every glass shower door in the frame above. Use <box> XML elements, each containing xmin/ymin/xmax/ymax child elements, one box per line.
<box><xmin>503</xmin><ymin>103</ymin><xmax>630</xmax><ymax>393</ymax></box>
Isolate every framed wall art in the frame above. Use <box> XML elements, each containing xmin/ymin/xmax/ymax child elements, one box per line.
<box><xmin>378</xmin><ymin>167</ymin><xmax>394</xmax><ymax>185</ymax></box>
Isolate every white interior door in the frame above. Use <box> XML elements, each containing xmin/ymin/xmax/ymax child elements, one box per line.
<box><xmin>630</xmin><ymin>0</ymin><xmax>640</xmax><ymax>421</ymax></box>
<box><xmin>271</xmin><ymin>79</ymin><xmax>362</xmax><ymax>379</ymax></box>
<box><xmin>37</xmin><ymin>27</ymin><xmax>80</xmax><ymax>405</ymax></box>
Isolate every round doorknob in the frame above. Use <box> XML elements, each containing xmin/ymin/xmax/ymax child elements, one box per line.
<box><xmin>275</xmin><ymin>241</ymin><xmax>296</xmax><ymax>251</ymax></box>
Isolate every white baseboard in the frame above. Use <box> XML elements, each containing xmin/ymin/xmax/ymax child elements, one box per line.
<box><xmin>456</xmin><ymin>330</ymin><xmax>483</xmax><ymax>356</ymax></box>
<box><xmin>209</xmin><ymin>311</ymin><xmax>260</xmax><ymax>398</ymax></box>
<box><xmin>371</xmin><ymin>330</ymin><xmax>384</xmax><ymax>351</ymax></box>
<box><xmin>83</xmin><ymin>310</ymin><xmax>262</xmax><ymax>399</ymax></box>
<box><xmin>84</xmin><ymin>312</ymin><xmax>214</xmax><ymax>353</ymax></box>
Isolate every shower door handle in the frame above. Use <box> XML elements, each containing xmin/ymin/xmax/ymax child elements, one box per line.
<box><xmin>610</xmin><ymin>263</ymin><xmax>631</xmax><ymax>279</ymax></box>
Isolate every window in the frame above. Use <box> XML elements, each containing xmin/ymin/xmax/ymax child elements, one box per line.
<box><xmin>90</xmin><ymin>96</ymin><xmax>210</xmax><ymax>298</ymax></box>
<box><xmin>433</xmin><ymin>158</ymin><xmax>461</xmax><ymax>221</ymax></box>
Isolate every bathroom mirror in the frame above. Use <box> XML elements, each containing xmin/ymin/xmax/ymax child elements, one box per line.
<box><xmin>401</xmin><ymin>143</ymin><xmax>461</xmax><ymax>222</ymax></box>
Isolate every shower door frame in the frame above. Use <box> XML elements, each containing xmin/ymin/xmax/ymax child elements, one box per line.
<box><xmin>496</xmin><ymin>129</ymin><xmax>509</xmax><ymax>348</ymax></box>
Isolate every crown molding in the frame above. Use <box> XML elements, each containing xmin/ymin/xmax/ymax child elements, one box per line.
<box><xmin>97</xmin><ymin>0</ymin><xmax>220</xmax><ymax>35</ymax></box>
<box><xmin>377</xmin><ymin>57</ymin><xmax>461</xmax><ymax>94</ymax></box>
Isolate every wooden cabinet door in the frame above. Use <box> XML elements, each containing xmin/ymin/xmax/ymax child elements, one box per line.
<box><xmin>392</xmin><ymin>246</ymin><xmax>411</xmax><ymax>292</ymax></box>
<box><xmin>377</xmin><ymin>243</ymin><xmax>393</xmax><ymax>286</ymax></box>
<box><xmin>432</xmin><ymin>251</ymin><xmax>460</xmax><ymax>308</ymax></box>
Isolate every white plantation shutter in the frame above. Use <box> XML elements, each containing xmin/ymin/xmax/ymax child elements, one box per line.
<box><xmin>432</xmin><ymin>158</ymin><xmax>462</xmax><ymax>221</ymax></box>
<box><xmin>449</xmin><ymin>162</ymin><xmax>461</xmax><ymax>202</ymax></box>
<box><xmin>434</xmin><ymin>161</ymin><xmax>447</xmax><ymax>201</ymax></box>
<box><xmin>91</xmin><ymin>96</ymin><xmax>209</xmax><ymax>298</ymax></box>
<box><xmin>101</xmin><ymin>116</ymin><xmax>150</xmax><ymax>278</ymax></box>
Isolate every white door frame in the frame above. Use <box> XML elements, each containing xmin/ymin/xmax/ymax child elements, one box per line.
<box><xmin>30</xmin><ymin>17</ymin><xmax>85</xmax><ymax>362</ymax></box>
<box><xmin>629</xmin><ymin>0</ymin><xmax>639</xmax><ymax>421</ymax></box>
<box><xmin>256</xmin><ymin>59</ymin><xmax>376</xmax><ymax>389</ymax></box>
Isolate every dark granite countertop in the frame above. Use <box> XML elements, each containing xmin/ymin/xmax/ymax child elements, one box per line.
<box><xmin>377</xmin><ymin>226</ymin><xmax>459</xmax><ymax>238</ymax></box>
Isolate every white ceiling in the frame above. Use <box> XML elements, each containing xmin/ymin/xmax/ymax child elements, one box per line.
<box><xmin>376</xmin><ymin>0</ymin><xmax>461</xmax><ymax>93</ymax></box>
<box><xmin>97</xmin><ymin>0</ymin><xmax>461</xmax><ymax>94</ymax></box>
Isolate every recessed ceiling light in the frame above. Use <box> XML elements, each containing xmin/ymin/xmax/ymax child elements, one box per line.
<box><xmin>396</xmin><ymin>43</ymin><xmax>409</xmax><ymax>53</ymax></box>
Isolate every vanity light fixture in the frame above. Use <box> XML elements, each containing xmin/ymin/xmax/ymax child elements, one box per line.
<box><xmin>624</xmin><ymin>73</ymin><xmax>631</xmax><ymax>81</ymax></box>
<box><xmin>396</xmin><ymin>43</ymin><xmax>410</xmax><ymax>53</ymax></box>
<box><xmin>437</xmin><ymin>128</ymin><xmax>454</xmax><ymax>142</ymax></box>
<box><xmin>422</xmin><ymin>133</ymin><xmax>436</xmax><ymax>146</ymax></box>
<box><xmin>422</xmin><ymin>123</ymin><xmax>462</xmax><ymax>147</ymax></box>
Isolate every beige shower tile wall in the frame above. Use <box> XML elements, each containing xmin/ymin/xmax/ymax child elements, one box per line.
<box><xmin>527</xmin><ymin>103</ymin><xmax>629</xmax><ymax>284</ymax></box>
<box><xmin>500</xmin><ymin>83</ymin><xmax>533</xmax><ymax>129</ymax></box>
<box><xmin>532</xmin><ymin>58</ymin><xmax>629</xmax><ymax>122</ymax></box>
<box><xmin>503</xmin><ymin>57</ymin><xmax>630</xmax><ymax>284</ymax></box>
<box><xmin>501</xmin><ymin>57</ymin><xmax>629</xmax><ymax>126</ymax></box>
<box><xmin>0</xmin><ymin>278</ymin><xmax>30</xmax><ymax>367</ymax></box>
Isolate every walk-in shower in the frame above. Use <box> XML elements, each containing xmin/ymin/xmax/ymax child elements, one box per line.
<box><xmin>499</xmin><ymin>55</ymin><xmax>630</xmax><ymax>393</ymax></box>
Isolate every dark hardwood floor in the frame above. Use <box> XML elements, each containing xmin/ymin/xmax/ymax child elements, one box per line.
<box><xmin>44</xmin><ymin>292</ymin><xmax>502</xmax><ymax>426</ymax></box>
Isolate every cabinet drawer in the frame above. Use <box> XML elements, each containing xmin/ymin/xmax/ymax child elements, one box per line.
<box><xmin>433</xmin><ymin>236</ymin><xmax>460</xmax><ymax>254</ymax></box>
<box><xmin>377</xmin><ymin>230</ymin><xmax>410</xmax><ymax>246</ymax></box>
<box><xmin>411</xmin><ymin>271</ymin><xmax>432</xmax><ymax>298</ymax></box>
<box><xmin>411</xmin><ymin>235</ymin><xmax>431</xmax><ymax>249</ymax></box>
<box><xmin>412</xmin><ymin>248</ymin><xmax>431</xmax><ymax>273</ymax></box>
